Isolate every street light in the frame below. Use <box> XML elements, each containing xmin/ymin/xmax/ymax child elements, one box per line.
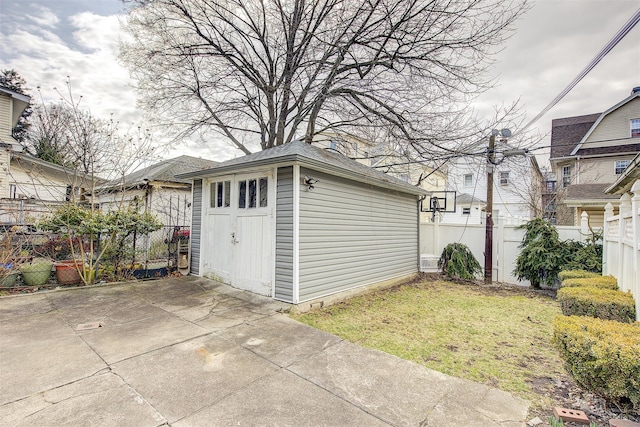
<box><xmin>484</xmin><ymin>128</ymin><xmax>511</xmax><ymax>284</ymax></box>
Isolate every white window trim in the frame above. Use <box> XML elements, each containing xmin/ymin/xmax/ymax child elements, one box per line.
<box><xmin>463</xmin><ymin>174</ymin><xmax>473</xmax><ymax>187</ymax></box>
<box><xmin>615</xmin><ymin>159</ymin><xmax>631</xmax><ymax>175</ymax></box>
<box><xmin>631</xmin><ymin>118</ymin><xmax>640</xmax><ymax>138</ymax></box>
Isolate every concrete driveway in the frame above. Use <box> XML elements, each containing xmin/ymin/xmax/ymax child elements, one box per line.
<box><xmin>0</xmin><ymin>276</ymin><xmax>529</xmax><ymax>426</ymax></box>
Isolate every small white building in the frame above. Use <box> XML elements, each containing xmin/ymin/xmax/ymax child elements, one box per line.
<box><xmin>179</xmin><ymin>140</ymin><xmax>427</xmax><ymax>306</ymax></box>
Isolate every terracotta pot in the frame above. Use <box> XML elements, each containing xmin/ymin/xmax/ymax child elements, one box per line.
<box><xmin>55</xmin><ymin>260</ymin><xmax>82</xmax><ymax>285</ymax></box>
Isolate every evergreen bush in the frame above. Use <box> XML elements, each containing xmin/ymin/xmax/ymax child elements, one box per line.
<box><xmin>557</xmin><ymin>270</ymin><xmax>600</xmax><ymax>281</ymax></box>
<box><xmin>557</xmin><ymin>287</ymin><xmax>636</xmax><ymax>323</ymax></box>
<box><xmin>553</xmin><ymin>315</ymin><xmax>640</xmax><ymax>411</ymax></box>
<box><xmin>438</xmin><ymin>243</ymin><xmax>481</xmax><ymax>281</ymax></box>
<box><xmin>560</xmin><ymin>276</ymin><xmax>618</xmax><ymax>290</ymax></box>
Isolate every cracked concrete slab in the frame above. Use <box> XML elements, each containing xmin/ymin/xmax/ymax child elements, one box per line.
<box><xmin>288</xmin><ymin>340</ymin><xmax>529</xmax><ymax>427</ymax></box>
<box><xmin>112</xmin><ymin>334</ymin><xmax>279</xmax><ymax>423</ymax></box>
<box><xmin>0</xmin><ymin>312</ymin><xmax>106</xmax><ymax>405</ymax></box>
<box><xmin>217</xmin><ymin>314</ymin><xmax>342</xmax><ymax>367</ymax></box>
<box><xmin>174</xmin><ymin>368</ymin><xmax>390</xmax><ymax>427</ymax></box>
<box><xmin>0</xmin><ymin>277</ymin><xmax>529</xmax><ymax>426</ymax></box>
<box><xmin>0</xmin><ymin>372</ymin><xmax>165</xmax><ymax>427</ymax></box>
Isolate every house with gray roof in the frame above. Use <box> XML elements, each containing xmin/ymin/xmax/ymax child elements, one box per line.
<box><xmin>97</xmin><ymin>155</ymin><xmax>218</xmax><ymax>226</ymax></box>
<box><xmin>178</xmin><ymin>139</ymin><xmax>427</xmax><ymax>307</ymax></box>
<box><xmin>550</xmin><ymin>89</ymin><xmax>640</xmax><ymax>226</ymax></box>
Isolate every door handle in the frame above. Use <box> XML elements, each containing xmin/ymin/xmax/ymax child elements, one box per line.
<box><xmin>231</xmin><ymin>232</ymin><xmax>239</xmax><ymax>245</ymax></box>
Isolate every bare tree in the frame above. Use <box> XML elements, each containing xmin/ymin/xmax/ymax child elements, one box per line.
<box><xmin>121</xmin><ymin>0</ymin><xmax>528</xmax><ymax>156</ymax></box>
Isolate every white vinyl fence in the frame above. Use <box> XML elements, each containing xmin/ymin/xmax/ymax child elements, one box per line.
<box><xmin>603</xmin><ymin>180</ymin><xmax>640</xmax><ymax>321</ymax></box>
<box><xmin>420</xmin><ymin>213</ymin><xmax>594</xmax><ymax>286</ymax></box>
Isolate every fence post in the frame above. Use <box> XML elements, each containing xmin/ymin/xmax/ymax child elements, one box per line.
<box><xmin>603</xmin><ymin>202</ymin><xmax>614</xmax><ymax>275</ymax></box>
<box><xmin>618</xmin><ymin>193</ymin><xmax>631</xmax><ymax>292</ymax></box>
<box><xmin>580</xmin><ymin>211</ymin><xmax>589</xmax><ymax>241</ymax></box>
<box><xmin>631</xmin><ymin>181</ymin><xmax>640</xmax><ymax>321</ymax></box>
<box><xmin>497</xmin><ymin>213</ymin><xmax>505</xmax><ymax>282</ymax></box>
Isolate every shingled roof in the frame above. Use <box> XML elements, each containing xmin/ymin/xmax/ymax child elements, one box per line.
<box><xmin>178</xmin><ymin>139</ymin><xmax>427</xmax><ymax>196</ymax></box>
<box><xmin>564</xmin><ymin>183</ymin><xmax>619</xmax><ymax>201</ymax></box>
<box><xmin>119</xmin><ymin>155</ymin><xmax>219</xmax><ymax>186</ymax></box>
<box><xmin>550</xmin><ymin>113</ymin><xmax>600</xmax><ymax>160</ymax></box>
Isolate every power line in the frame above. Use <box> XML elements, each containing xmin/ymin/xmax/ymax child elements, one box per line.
<box><xmin>517</xmin><ymin>7</ymin><xmax>640</xmax><ymax>136</ymax></box>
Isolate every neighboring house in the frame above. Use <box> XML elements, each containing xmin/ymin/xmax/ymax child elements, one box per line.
<box><xmin>549</xmin><ymin>89</ymin><xmax>640</xmax><ymax>227</ymax></box>
<box><xmin>440</xmin><ymin>193</ymin><xmax>485</xmax><ymax>225</ymax></box>
<box><xmin>311</xmin><ymin>131</ymin><xmax>374</xmax><ymax>166</ymax></box>
<box><xmin>542</xmin><ymin>171</ymin><xmax>557</xmax><ymax>223</ymax></box>
<box><xmin>178</xmin><ymin>140</ymin><xmax>427</xmax><ymax>305</ymax></box>
<box><xmin>1</xmin><ymin>86</ymin><xmax>96</xmax><ymax>223</ymax></box>
<box><xmin>441</xmin><ymin>150</ymin><xmax>543</xmax><ymax>224</ymax></box>
<box><xmin>97</xmin><ymin>155</ymin><xmax>218</xmax><ymax>227</ymax></box>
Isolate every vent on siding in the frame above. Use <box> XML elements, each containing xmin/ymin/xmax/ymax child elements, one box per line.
<box><xmin>420</xmin><ymin>254</ymin><xmax>440</xmax><ymax>273</ymax></box>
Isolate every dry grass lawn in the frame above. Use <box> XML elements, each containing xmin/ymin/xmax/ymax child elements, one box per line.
<box><xmin>291</xmin><ymin>277</ymin><xmax>566</xmax><ymax>408</ymax></box>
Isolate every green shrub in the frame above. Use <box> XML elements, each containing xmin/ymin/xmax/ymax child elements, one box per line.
<box><xmin>560</xmin><ymin>276</ymin><xmax>618</xmax><ymax>290</ymax></box>
<box><xmin>438</xmin><ymin>243</ymin><xmax>481</xmax><ymax>281</ymax></box>
<box><xmin>558</xmin><ymin>270</ymin><xmax>601</xmax><ymax>281</ymax></box>
<box><xmin>553</xmin><ymin>315</ymin><xmax>640</xmax><ymax>411</ymax></box>
<box><xmin>514</xmin><ymin>218</ymin><xmax>565</xmax><ymax>288</ymax></box>
<box><xmin>557</xmin><ymin>287</ymin><xmax>636</xmax><ymax>323</ymax></box>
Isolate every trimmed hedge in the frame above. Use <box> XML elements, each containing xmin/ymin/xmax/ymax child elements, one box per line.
<box><xmin>558</xmin><ymin>270</ymin><xmax>601</xmax><ymax>281</ymax></box>
<box><xmin>560</xmin><ymin>276</ymin><xmax>618</xmax><ymax>290</ymax></box>
<box><xmin>557</xmin><ymin>287</ymin><xmax>636</xmax><ymax>323</ymax></box>
<box><xmin>553</xmin><ymin>315</ymin><xmax>640</xmax><ymax>410</ymax></box>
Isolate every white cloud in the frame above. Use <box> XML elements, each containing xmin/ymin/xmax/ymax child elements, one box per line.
<box><xmin>25</xmin><ymin>5</ymin><xmax>59</xmax><ymax>29</ymax></box>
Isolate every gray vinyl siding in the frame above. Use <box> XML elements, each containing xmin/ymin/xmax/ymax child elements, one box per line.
<box><xmin>274</xmin><ymin>166</ymin><xmax>294</xmax><ymax>302</ymax></box>
<box><xmin>298</xmin><ymin>168</ymin><xmax>418</xmax><ymax>302</ymax></box>
<box><xmin>190</xmin><ymin>179</ymin><xmax>202</xmax><ymax>275</ymax></box>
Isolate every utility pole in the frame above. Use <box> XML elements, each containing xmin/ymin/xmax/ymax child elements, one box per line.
<box><xmin>484</xmin><ymin>133</ymin><xmax>496</xmax><ymax>284</ymax></box>
<box><xmin>484</xmin><ymin>129</ymin><xmax>512</xmax><ymax>284</ymax></box>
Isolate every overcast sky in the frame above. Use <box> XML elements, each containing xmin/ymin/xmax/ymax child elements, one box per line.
<box><xmin>0</xmin><ymin>0</ymin><xmax>638</xmax><ymax>167</ymax></box>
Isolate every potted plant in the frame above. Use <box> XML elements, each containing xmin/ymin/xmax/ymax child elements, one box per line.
<box><xmin>0</xmin><ymin>225</ymin><xmax>25</xmax><ymax>288</ymax></box>
<box><xmin>20</xmin><ymin>258</ymin><xmax>53</xmax><ymax>287</ymax></box>
<box><xmin>54</xmin><ymin>259</ymin><xmax>83</xmax><ymax>285</ymax></box>
<box><xmin>0</xmin><ymin>263</ymin><xmax>20</xmax><ymax>288</ymax></box>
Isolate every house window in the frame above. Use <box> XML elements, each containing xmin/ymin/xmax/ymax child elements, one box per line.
<box><xmin>9</xmin><ymin>184</ymin><xmax>17</xmax><ymax>199</ymax></box>
<box><xmin>463</xmin><ymin>174</ymin><xmax>473</xmax><ymax>187</ymax></box>
<box><xmin>562</xmin><ymin>166</ymin><xmax>571</xmax><ymax>187</ymax></box>
<box><xmin>239</xmin><ymin>177</ymin><xmax>268</xmax><ymax>209</ymax></box>
<box><xmin>210</xmin><ymin>181</ymin><xmax>230</xmax><ymax>208</ymax></box>
<box><xmin>615</xmin><ymin>159</ymin><xmax>631</xmax><ymax>175</ymax></box>
<box><xmin>631</xmin><ymin>119</ymin><xmax>640</xmax><ymax>138</ymax></box>
<box><xmin>500</xmin><ymin>171</ymin><xmax>509</xmax><ymax>186</ymax></box>
<box><xmin>546</xmin><ymin>181</ymin><xmax>556</xmax><ymax>193</ymax></box>
<box><xmin>462</xmin><ymin>207</ymin><xmax>471</xmax><ymax>215</ymax></box>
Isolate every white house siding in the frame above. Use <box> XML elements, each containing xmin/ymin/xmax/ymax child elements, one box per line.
<box><xmin>0</xmin><ymin>94</ymin><xmax>13</xmax><ymax>142</ymax></box>
<box><xmin>446</xmin><ymin>156</ymin><xmax>536</xmax><ymax>223</ymax></box>
<box><xmin>274</xmin><ymin>166</ymin><xmax>294</xmax><ymax>302</ymax></box>
<box><xmin>297</xmin><ymin>167</ymin><xmax>418</xmax><ymax>302</ymax></box>
<box><xmin>190</xmin><ymin>179</ymin><xmax>203</xmax><ymax>275</ymax></box>
<box><xmin>8</xmin><ymin>165</ymin><xmax>68</xmax><ymax>201</ymax></box>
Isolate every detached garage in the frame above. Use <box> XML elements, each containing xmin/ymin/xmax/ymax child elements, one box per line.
<box><xmin>178</xmin><ymin>140</ymin><xmax>426</xmax><ymax>305</ymax></box>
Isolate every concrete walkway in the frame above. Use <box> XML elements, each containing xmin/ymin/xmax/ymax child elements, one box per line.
<box><xmin>0</xmin><ymin>276</ymin><xmax>529</xmax><ymax>426</ymax></box>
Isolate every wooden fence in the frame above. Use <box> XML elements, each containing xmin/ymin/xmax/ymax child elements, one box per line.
<box><xmin>603</xmin><ymin>180</ymin><xmax>640</xmax><ymax>321</ymax></box>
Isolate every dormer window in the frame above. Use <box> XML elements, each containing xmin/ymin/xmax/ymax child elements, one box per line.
<box><xmin>632</xmin><ymin>119</ymin><xmax>640</xmax><ymax>138</ymax></box>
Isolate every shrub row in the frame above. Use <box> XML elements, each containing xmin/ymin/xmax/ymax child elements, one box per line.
<box><xmin>558</xmin><ymin>270</ymin><xmax>601</xmax><ymax>281</ymax></box>
<box><xmin>557</xmin><ymin>286</ymin><xmax>636</xmax><ymax>323</ymax></box>
<box><xmin>553</xmin><ymin>315</ymin><xmax>640</xmax><ymax>411</ymax></box>
<box><xmin>560</xmin><ymin>275</ymin><xmax>618</xmax><ymax>290</ymax></box>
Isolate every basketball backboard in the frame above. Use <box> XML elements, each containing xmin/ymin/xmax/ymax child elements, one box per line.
<box><xmin>420</xmin><ymin>191</ymin><xmax>456</xmax><ymax>213</ymax></box>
